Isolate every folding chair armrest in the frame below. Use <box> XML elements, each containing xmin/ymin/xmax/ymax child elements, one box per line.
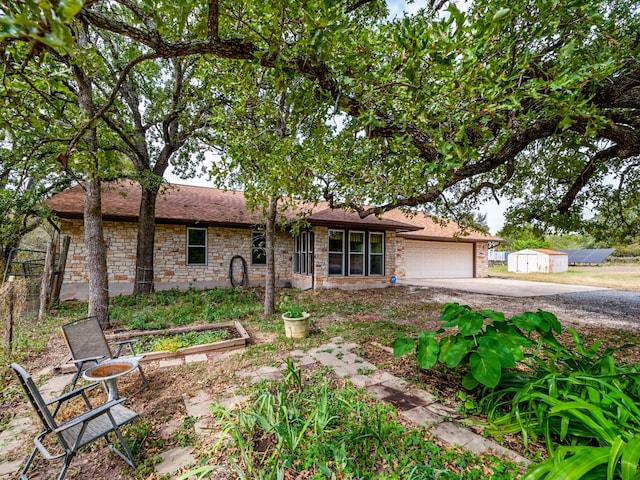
<box><xmin>47</xmin><ymin>381</ymin><xmax>101</xmax><ymax>417</ymax></box>
<box><xmin>54</xmin><ymin>397</ymin><xmax>129</xmax><ymax>433</ymax></box>
<box><xmin>69</xmin><ymin>355</ymin><xmax>106</xmax><ymax>368</ymax></box>
<box><xmin>45</xmin><ymin>382</ymin><xmax>101</xmax><ymax>406</ymax></box>
<box><xmin>113</xmin><ymin>339</ymin><xmax>139</xmax><ymax>357</ymax></box>
<box><xmin>33</xmin><ymin>432</ymin><xmax>66</xmax><ymax>461</ymax></box>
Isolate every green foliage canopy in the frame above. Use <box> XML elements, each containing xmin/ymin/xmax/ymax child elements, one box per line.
<box><xmin>2</xmin><ymin>0</ymin><xmax>639</xmax><ymax>243</ymax></box>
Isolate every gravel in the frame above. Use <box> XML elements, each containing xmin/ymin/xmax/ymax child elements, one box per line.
<box><xmin>426</xmin><ymin>287</ymin><xmax>640</xmax><ymax>332</ymax></box>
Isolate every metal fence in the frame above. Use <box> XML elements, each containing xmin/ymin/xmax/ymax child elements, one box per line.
<box><xmin>1</xmin><ymin>277</ymin><xmax>41</xmax><ymax>353</ymax></box>
<box><xmin>488</xmin><ymin>250</ymin><xmax>508</xmax><ymax>263</ymax></box>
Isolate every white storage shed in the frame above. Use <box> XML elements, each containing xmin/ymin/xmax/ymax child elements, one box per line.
<box><xmin>507</xmin><ymin>249</ymin><xmax>569</xmax><ymax>274</ymax></box>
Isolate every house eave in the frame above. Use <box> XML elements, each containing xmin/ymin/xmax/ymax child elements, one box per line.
<box><xmin>308</xmin><ymin>219</ymin><xmax>422</xmax><ymax>232</ymax></box>
<box><xmin>397</xmin><ymin>233</ymin><xmax>501</xmax><ymax>243</ymax></box>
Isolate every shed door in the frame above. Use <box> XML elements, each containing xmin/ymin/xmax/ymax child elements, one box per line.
<box><xmin>517</xmin><ymin>254</ymin><xmax>538</xmax><ymax>273</ymax></box>
<box><xmin>404</xmin><ymin>240</ymin><xmax>474</xmax><ymax>278</ymax></box>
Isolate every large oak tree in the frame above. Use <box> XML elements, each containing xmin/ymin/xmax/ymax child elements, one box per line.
<box><xmin>71</xmin><ymin>0</ymin><xmax>640</xmax><ymax>242</ymax></box>
<box><xmin>2</xmin><ymin>0</ymin><xmax>638</xmax><ymax>322</ymax></box>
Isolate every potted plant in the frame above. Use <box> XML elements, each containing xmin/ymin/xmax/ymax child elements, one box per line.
<box><xmin>281</xmin><ymin>305</ymin><xmax>311</xmax><ymax>339</ymax></box>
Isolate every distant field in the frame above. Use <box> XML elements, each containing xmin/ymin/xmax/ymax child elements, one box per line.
<box><xmin>489</xmin><ymin>264</ymin><xmax>640</xmax><ymax>291</ymax></box>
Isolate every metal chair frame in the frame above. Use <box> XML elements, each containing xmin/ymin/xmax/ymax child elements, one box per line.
<box><xmin>11</xmin><ymin>363</ymin><xmax>139</xmax><ymax>480</ymax></box>
<box><xmin>61</xmin><ymin>316</ymin><xmax>148</xmax><ymax>392</ymax></box>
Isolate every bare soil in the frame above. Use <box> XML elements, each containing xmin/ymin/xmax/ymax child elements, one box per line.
<box><xmin>5</xmin><ymin>284</ymin><xmax>639</xmax><ymax>479</ymax></box>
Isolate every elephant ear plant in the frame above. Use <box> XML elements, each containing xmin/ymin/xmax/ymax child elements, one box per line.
<box><xmin>394</xmin><ymin>302</ymin><xmax>640</xmax><ymax>480</ymax></box>
<box><xmin>392</xmin><ymin>302</ymin><xmax>562</xmax><ymax>389</ymax></box>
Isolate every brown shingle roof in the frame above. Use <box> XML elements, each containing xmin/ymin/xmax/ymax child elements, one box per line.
<box><xmin>46</xmin><ymin>181</ymin><xmax>262</xmax><ymax>226</ymax></box>
<box><xmin>46</xmin><ymin>181</ymin><xmax>421</xmax><ymax>232</ymax></box>
<box><xmin>382</xmin><ymin>209</ymin><xmax>503</xmax><ymax>242</ymax></box>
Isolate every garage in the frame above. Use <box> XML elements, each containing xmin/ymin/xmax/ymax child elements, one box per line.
<box><xmin>404</xmin><ymin>240</ymin><xmax>474</xmax><ymax>278</ymax></box>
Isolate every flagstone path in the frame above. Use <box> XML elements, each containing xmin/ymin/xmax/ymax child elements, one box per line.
<box><xmin>1</xmin><ymin>337</ymin><xmax>528</xmax><ymax>479</ymax></box>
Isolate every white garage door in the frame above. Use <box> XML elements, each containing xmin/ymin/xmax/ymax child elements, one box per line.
<box><xmin>404</xmin><ymin>240</ymin><xmax>474</xmax><ymax>278</ymax></box>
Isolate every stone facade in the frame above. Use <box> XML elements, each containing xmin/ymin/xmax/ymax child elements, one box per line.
<box><xmin>59</xmin><ymin>219</ymin><xmax>490</xmax><ymax>300</ymax></box>
<box><xmin>292</xmin><ymin>227</ymin><xmax>397</xmax><ymax>290</ymax></box>
<box><xmin>474</xmin><ymin>242</ymin><xmax>489</xmax><ymax>278</ymax></box>
<box><xmin>60</xmin><ymin>219</ymin><xmax>293</xmax><ymax>300</ymax></box>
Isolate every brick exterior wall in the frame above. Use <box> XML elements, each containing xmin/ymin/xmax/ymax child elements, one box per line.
<box><xmin>395</xmin><ymin>236</ymin><xmax>406</xmax><ymax>279</ymax></box>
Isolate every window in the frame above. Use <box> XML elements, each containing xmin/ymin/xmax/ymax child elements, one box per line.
<box><xmin>328</xmin><ymin>230</ymin><xmax>344</xmax><ymax>275</ymax></box>
<box><xmin>328</xmin><ymin>229</ymin><xmax>385</xmax><ymax>276</ymax></box>
<box><xmin>294</xmin><ymin>231</ymin><xmax>314</xmax><ymax>275</ymax></box>
<box><xmin>251</xmin><ymin>230</ymin><xmax>266</xmax><ymax>265</ymax></box>
<box><xmin>349</xmin><ymin>231</ymin><xmax>365</xmax><ymax>275</ymax></box>
<box><xmin>369</xmin><ymin>232</ymin><xmax>384</xmax><ymax>275</ymax></box>
<box><xmin>186</xmin><ymin>228</ymin><xmax>207</xmax><ymax>265</ymax></box>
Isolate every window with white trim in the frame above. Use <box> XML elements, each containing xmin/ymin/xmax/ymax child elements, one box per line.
<box><xmin>294</xmin><ymin>231</ymin><xmax>314</xmax><ymax>275</ymax></box>
<box><xmin>328</xmin><ymin>229</ymin><xmax>384</xmax><ymax>276</ymax></box>
<box><xmin>328</xmin><ymin>230</ymin><xmax>344</xmax><ymax>275</ymax></box>
<box><xmin>251</xmin><ymin>230</ymin><xmax>266</xmax><ymax>265</ymax></box>
<box><xmin>349</xmin><ymin>231</ymin><xmax>365</xmax><ymax>275</ymax></box>
<box><xmin>369</xmin><ymin>232</ymin><xmax>384</xmax><ymax>275</ymax></box>
<box><xmin>186</xmin><ymin>227</ymin><xmax>207</xmax><ymax>265</ymax></box>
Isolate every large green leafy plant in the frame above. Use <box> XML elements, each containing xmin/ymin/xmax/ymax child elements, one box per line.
<box><xmin>395</xmin><ymin>303</ymin><xmax>640</xmax><ymax>480</ymax></box>
<box><xmin>393</xmin><ymin>302</ymin><xmax>561</xmax><ymax>388</ymax></box>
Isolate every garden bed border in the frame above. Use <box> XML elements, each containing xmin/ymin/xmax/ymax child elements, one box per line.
<box><xmin>56</xmin><ymin>321</ymin><xmax>249</xmax><ymax>373</ymax></box>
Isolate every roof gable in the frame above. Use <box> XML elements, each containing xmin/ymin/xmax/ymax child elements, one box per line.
<box><xmin>511</xmin><ymin>248</ymin><xmax>568</xmax><ymax>256</ymax></box>
<box><xmin>382</xmin><ymin>209</ymin><xmax>502</xmax><ymax>243</ymax></box>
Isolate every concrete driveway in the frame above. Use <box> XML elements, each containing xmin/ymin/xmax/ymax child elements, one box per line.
<box><xmin>397</xmin><ymin>277</ymin><xmax>608</xmax><ymax>297</ymax></box>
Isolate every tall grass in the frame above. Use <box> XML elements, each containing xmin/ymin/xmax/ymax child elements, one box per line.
<box><xmin>191</xmin><ymin>362</ymin><xmax>521</xmax><ymax>479</ymax></box>
<box><xmin>109</xmin><ymin>287</ymin><xmax>262</xmax><ymax>329</ymax></box>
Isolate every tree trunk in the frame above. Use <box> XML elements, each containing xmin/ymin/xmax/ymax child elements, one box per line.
<box><xmin>133</xmin><ymin>184</ymin><xmax>159</xmax><ymax>295</ymax></box>
<box><xmin>84</xmin><ymin>178</ymin><xmax>110</xmax><ymax>328</ymax></box>
<box><xmin>264</xmin><ymin>196</ymin><xmax>278</xmax><ymax>315</ymax></box>
<box><xmin>74</xmin><ymin>26</ymin><xmax>110</xmax><ymax>329</ymax></box>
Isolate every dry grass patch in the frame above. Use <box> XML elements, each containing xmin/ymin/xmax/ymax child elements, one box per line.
<box><xmin>490</xmin><ymin>264</ymin><xmax>640</xmax><ymax>291</ymax></box>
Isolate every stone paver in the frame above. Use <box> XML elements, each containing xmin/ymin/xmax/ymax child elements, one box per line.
<box><xmin>217</xmin><ymin>395</ymin><xmax>247</xmax><ymax>411</ymax></box>
<box><xmin>0</xmin><ymin>415</ymin><xmax>33</xmax><ymax>452</ymax></box>
<box><xmin>38</xmin><ymin>372</ymin><xmax>73</xmax><ymax>401</ymax></box>
<box><xmin>293</xmin><ymin>337</ymin><xmax>530</xmax><ymax>466</ymax></box>
<box><xmin>157</xmin><ymin>417</ymin><xmax>183</xmax><ymax>440</ymax></box>
<box><xmin>159</xmin><ymin>358</ymin><xmax>184</xmax><ymax>368</ymax></box>
<box><xmin>400</xmin><ymin>406</ymin><xmax>444</xmax><ymax>426</ymax></box>
<box><xmin>185</xmin><ymin>353</ymin><xmax>208</xmax><ymax>364</ymax></box>
<box><xmin>236</xmin><ymin>365</ymin><xmax>283</xmax><ymax>383</ymax></box>
<box><xmin>183</xmin><ymin>390</ymin><xmax>213</xmax><ymax>419</ymax></box>
<box><xmin>0</xmin><ymin>459</ymin><xmax>23</xmax><ymax>478</ymax></box>
<box><xmin>154</xmin><ymin>447</ymin><xmax>195</xmax><ymax>476</ymax></box>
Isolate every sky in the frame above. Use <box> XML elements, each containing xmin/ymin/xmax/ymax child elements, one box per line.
<box><xmin>167</xmin><ymin>0</ymin><xmax>507</xmax><ymax>234</ymax></box>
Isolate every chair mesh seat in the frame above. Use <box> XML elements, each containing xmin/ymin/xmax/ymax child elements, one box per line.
<box><xmin>59</xmin><ymin>404</ymin><xmax>138</xmax><ymax>449</ymax></box>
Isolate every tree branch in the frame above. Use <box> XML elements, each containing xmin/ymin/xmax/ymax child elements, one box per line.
<box><xmin>63</xmin><ymin>51</ymin><xmax>159</xmax><ymax>159</ymax></box>
<box><xmin>208</xmin><ymin>0</ymin><xmax>219</xmax><ymax>41</ymax></box>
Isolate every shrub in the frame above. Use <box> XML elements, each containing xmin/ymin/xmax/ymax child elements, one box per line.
<box><xmin>394</xmin><ymin>303</ymin><xmax>640</xmax><ymax>480</ymax></box>
<box><xmin>392</xmin><ymin>302</ymin><xmax>561</xmax><ymax>389</ymax></box>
